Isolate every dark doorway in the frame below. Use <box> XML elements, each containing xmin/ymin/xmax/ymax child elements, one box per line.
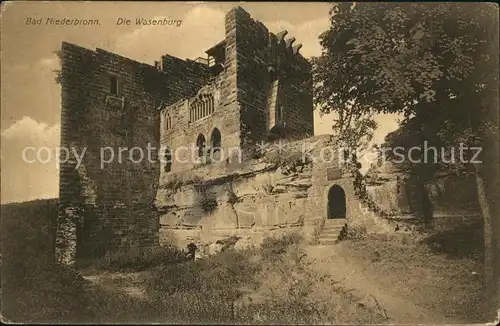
<box><xmin>327</xmin><ymin>185</ymin><xmax>346</xmax><ymax>219</ymax></box>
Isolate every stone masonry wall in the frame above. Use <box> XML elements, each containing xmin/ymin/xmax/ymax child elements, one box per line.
<box><xmin>159</xmin><ymin>46</ymin><xmax>241</xmax><ymax>174</ymax></box>
<box><xmin>160</xmin><ymin>55</ymin><xmax>210</xmax><ymax>105</ymax></box>
<box><xmin>367</xmin><ymin>172</ymin><xmax>480</xmax><ymax>220</ymax></box>
<box><xmin>268</xmin><ymin>31</ymin><xmax>314</xmax><ymax>139</ymax></box>
<box><xmin>230</xmin><ymin>8</ymin><xmax>270</xmax><ymax>154</ymax></box>
<box><xmin>156</xmin><ymin>135</ymin><xmax>392</xmax><ymax>249</ymax></box>
<box><xmin>159</xmin><ymin>7</ymin><xmax>314</xmax><ymax>175</ymax></box>
<box><xmin>230</xmin><ymin>7</ymin><xmax>314</xmax><ymax>154</ymax></box>
<box><xmin>56</xmin><ymin>42</ymin><xmax>209</xmax><ymax>265</ymax></box>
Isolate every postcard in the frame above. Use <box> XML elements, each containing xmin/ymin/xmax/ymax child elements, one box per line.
<box><xmin>1</xmin><ymin>1</ymin><xmax>499</xmax><ymax>324</ymax></box>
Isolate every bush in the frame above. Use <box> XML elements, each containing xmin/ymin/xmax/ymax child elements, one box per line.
<box><xmin>1</xmin><ymin>199</ymin><xmax>58</xmax><ymax>267</ymax></box>
<box><xmin>263</xmin><ymin>147</ymin><xmax>309</xmax><ymax>173</ymax></box>
<box><xmin>195</xmin><ymin>185</ymin><xmax>218</xmax><ymax>213</ymax></box>
<box><xmin>163</xmin><ymin>172</ymin><xmax>202</xmax><ymax>191</ymax></box>
<box><xmin>199</xmin><ymin>196</ymin><xmax>218</xmax><ymax>213</ymax></box>
<box><xmin>260</xmin><ymin>232</ymin><xmax>303</xmax><ymax>260</ymax></box>
<box><xmin>345</xmin><ymin>225</ymin><xmax>368</xmax><ymax>240</ymax></box>
<box><xmin>146</xmin><ymin>249</ymin><xmax>259</xmax><ymax>323</ymax></box>
<box><xmin>0</xmin><ymin>199</ymin><xmax>92</xmax><ymax>322</ymax></box>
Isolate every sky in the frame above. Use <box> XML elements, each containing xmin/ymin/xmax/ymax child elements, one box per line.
<box><xmin>0</xmin><ymin>1</ymin><xmax>401</xmax><ymax>204</ymax></box>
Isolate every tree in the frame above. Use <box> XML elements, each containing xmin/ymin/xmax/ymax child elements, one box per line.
<box><xmin>315</xmin><ymin>2</ymin><xmax>499</xmax><ymax>318</ymax></box>
<box><xmin>312</xmin><ymin>57</ymin><xmax>377</xmax><ymax>159</ymax></box>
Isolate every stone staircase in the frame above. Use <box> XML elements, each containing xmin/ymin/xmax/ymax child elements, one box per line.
<box><xmin>316</xmin><ymin>218</ymin><xmax>347</xmax><ymax>245</ymax></box>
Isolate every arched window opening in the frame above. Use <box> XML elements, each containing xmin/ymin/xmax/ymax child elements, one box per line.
<box><xmin>164</xmin><ymin>148</ymin><xmax>172</xmax><ymax>172</ymax></box>
<box><xmin>165</xmin><ymin>113</ymin><xmax>172</xmax><ymax>130</ymax></box>
<box><xmin>211</xmin><ymin>128</ymin><xmax>222</xmax><ymax>153</ymax></box>
<box><xmin>189</xmin><ymin>94</ymin><xmax>216</xmax><ymax>122</ymax></box>
<box><xmin>196</xmin><ymin>134</ymin><xmax>206</xmax><ymax>158</ymax></box>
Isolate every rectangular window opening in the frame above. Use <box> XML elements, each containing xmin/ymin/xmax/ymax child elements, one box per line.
<box><xmin>110</xmin><ymin>76</ymin><xmax>119</xmax><ymax>95</ymax></box>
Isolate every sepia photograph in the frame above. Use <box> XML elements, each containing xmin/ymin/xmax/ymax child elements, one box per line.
<box><xmin>1</xmin><ymin>1</ymin><xmax>499</xmax><ymax>324</ymax></box>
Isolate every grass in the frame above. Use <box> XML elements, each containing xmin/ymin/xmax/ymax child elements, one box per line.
<box><xmin>83</xmin><ymin>245</ymin><xmax>186</xmax><ymax>272</ymax></box>
<box><xmin>340</xmin><ymin>223</ymin><xmax>487</xmax><ymax>323</ymax></box>
<box><xmin>260</xmin><ymin>231</ymin><xmax>303</xmax><ymax>260</ymax></box>
<box><xmin>0</xmin><ymin>198</ymin><xmax>388</xmax><ymax>323</ymax></box>
<box><xmin>144</xmin><ymin>249</ymin><xmax>260</xmax><ymax>323</ymax></box>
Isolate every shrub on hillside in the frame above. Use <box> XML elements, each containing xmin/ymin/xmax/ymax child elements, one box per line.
<box><xmin>146</xmin><ymin>249</ymin><xmax>259</xmax><ymax>323</ymax></box>
<box><xmin>263</xmin><ymin>147</ymin><xmax>310</xmax><ymax>174</ymax></box>
<box><xmin>260</xmin><ymin>232</ymin><xmax>303</xmax><ymax>260</ymax></box>
<box><xmin>345</xmin><ymin>225</ymin><xmax>368</xmax><ymax>240</ymax></box>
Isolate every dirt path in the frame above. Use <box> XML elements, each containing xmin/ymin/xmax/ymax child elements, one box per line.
<box><xmin>305</xmin><ymin>244</ymin><xmax>457</xmax><ymax>324</ymax></box>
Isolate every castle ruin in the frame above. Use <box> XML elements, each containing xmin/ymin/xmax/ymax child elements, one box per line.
<box><xmin>56</xmin><ymin>7</ymin><xmax>392</xmax><ymax>266</ymax></box>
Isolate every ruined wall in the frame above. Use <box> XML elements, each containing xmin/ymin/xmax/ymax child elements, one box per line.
<box><xmin>229</xmin><ymin>8</ymin><xmax>270</xmax><ymax>153</ymax></box>
<box><xmin>366</xmin><ymin>180</ymin><xmax>411</xmax><ymax>215</ymax></box>
<box><xmin>267</xmin><ymin>32</ymin><xmax>314</xmax><ymax>139</ymax></box>
<box><xmin>57</xmin><ymin>42</ymin><xmax>168</xmax><ymax>264</ymax></box>
<box><xmin>230</xmin><ymin>7</ymin><xmax>313</xmax><ymax>154</ymax></box>
<box><xmin>158</xmin><ymin>6</ymin><xmax>314</xmax><ymax>174</ymax></box>
<box><xmin>159</xmin><ymin>56</ymin><xmax>241</xmax><ymax>174</ymax></box>
<box><xmin>159</xmin><ymin>55</ymin><xmax>209</xmax><ymax>105</ymax></box>
<box><xmin>424</xmin><ymin>173</ymin><xmax>480</xmax><ymax>216</ymax></box>
<box><xmin>57</xmin><ymin>42</ymin><xmax>213</xmax><ymax>265</ymax></box>
<box><xmin>57</xmin><ymin>7</ymin><xmax>322</xmax><ymax>265</ymax></box>
<box><xmin>367</xmin><ymin>172</ymin><xmax>480</xmax><ymax>219</ymax></box>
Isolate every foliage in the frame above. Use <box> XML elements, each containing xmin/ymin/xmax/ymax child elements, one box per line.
<box><xmin>1</xmin><ymin>199</ymin><xmax>387</xmax><ymax>324</ymax></box>
<box><xmin>264</xmin><ymin>147</ymin><xmax>303</xmax><ymax>165</ymax></box>
<box><xmin>52</xmin><ymin>49</ymin><xmax>63</xmax><ymax>84</ymax></box>
<box><xmin>345</xmin><ymin>225</ymin><xmax>368</xmax><ymax>240</ymax></box>
<box><xmin>162</xmin><ymin>172</ymin><xmax>202</xmax><ymax>190</ymax></box>
<box><xmin>310</xmin><ymin>218</ymin><xmax>326</xmax><ymax>244</ymax></box>
<box><xmin>263</xmin><ymin>145</ymin><xmax>311</xmax><ymax>175</ymax></box>
<box><xmin>314</xmin><ymin>2</ymin><xmax>498</xmax><ymax>169</ymax></box>
<box><xmin>1</xmin><ymin>199</ymin><xmax>58</xmax><ymax>278</ymax></box>
<box><xmin>262</xmin><ymin>182</ymin><xmax>274</xmax><ymax>194</ymax></box>
<box><xmin>1</xmin><ymin>200</ymin><xmax>102</xmax><ymax>322</ymax></box>
<box><xmin>195</xmin><ymin>184</ymin><xmax>218</xmax><ymax>213</ymax></box>
<box><xmin>146</xmin><ymin>249</ymin><xmax>260</xmax><ymax>323</ymax></box>
<box><xmin>260</xmin><ymin>232</ymin><xmax>303</xmax><ymax>260</ymax></box>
